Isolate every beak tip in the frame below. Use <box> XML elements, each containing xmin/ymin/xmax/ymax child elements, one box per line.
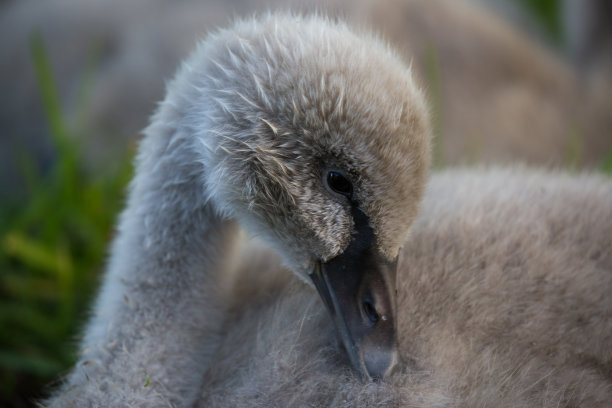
<box><xmin>361</xmin><ymin>343</ymin><xmax>399</xmax><ymax>380</ymax></box>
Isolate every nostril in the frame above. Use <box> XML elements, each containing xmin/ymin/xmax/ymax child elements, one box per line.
<box><xmin>362</xmin><ymin>299</ymin><xmax>379</xmax><ymax>324</ymax></box>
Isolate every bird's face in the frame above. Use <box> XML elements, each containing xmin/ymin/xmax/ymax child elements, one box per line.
<box><xmin>196</xmin><ymin>16</ymin><xmax>430</xmax><ymax>379</ymax></box>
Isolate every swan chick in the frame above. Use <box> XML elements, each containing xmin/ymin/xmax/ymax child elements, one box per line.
<box><xmin>177</xmin><ymin>13</ymin><xmax>430</xmax><ymax>379</ymax></box>
<box><xmin>46</xmin><ymin>13</ymin><xmax>430</xmax><ymax>407</ymax></box>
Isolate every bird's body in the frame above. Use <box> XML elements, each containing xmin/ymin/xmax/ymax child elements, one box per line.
<box><xmin>45</xmin><ymin>13</ymin><xmax>612</xmax><ymax>408</ymax></box>
<box><xmin>199</xmin><ymin>168</ymin><xmax>612</xmax><ymax>407</ymax></box>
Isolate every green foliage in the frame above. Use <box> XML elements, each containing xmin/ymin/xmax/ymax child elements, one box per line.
<box><xmin>602</xmin><ymin>150</ymin><xmax>612</xmax><ymax>175</ymax></box>
<box><xmin>424</xmin><ymin>44</ymin><xmax>445</xmax><ymax>169</ymax></box>
<box><xmin>519</xmin><ymin>0</ymin><xmax>562</xmax><ymax>44</ymax></box>
<box><xmin>565</xmin><ymin>125</ymin><xmax>584</xmax><ymax>170</ymax></box>
<box><xmin>0</xmin><ymin>34</ymin><xmax>132</xmax><ymax>406</ymax></box>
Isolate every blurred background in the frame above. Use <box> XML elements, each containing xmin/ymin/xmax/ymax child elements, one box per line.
<box><xmin>0</xmin><ymin>0</ymin><xmax>610</xmax><ymax>406</ymax></box>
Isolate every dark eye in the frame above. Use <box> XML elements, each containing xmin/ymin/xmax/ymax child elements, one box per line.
<box><xmin>326</xmin><ymin>171</ymin><xmax>353</xmax><ymax>198</ymax></box>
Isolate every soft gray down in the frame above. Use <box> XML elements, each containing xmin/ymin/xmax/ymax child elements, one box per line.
<box><xmin>45</xmin><ymin>13</ymin><xmax>612</xmax><ymax>408</ymax></box>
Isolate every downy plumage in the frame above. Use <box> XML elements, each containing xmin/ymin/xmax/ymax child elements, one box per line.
<box><xmin>46</xmin><ymin>13</ymin><xmax>612</xmax><ymax>408</ymax></box>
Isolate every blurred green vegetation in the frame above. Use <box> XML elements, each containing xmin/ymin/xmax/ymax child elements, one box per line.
<box><xmin>519</xmin><ymin>0</ymin><xmax>562</xmax><ymax>43</ymax></box>
<box><xmin>603</xmin><ymin>151</ymin><xmax>612</xmax><ymax>175</ymax></box>
<box><xmin>0</xmin><ymin>34</ymin><xmax>132</xmax><ymax>407</ymax></box>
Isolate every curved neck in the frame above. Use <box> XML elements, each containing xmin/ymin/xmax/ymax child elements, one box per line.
<box><xmin>74</xmin><ymin>118</ymin><xmax>237</xmax><ymax>405</ymax></box>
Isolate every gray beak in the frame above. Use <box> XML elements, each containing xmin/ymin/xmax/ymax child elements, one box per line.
<box><xmin>309</xmin><ymin>207</ymin><xmax>398</xmax><ymax>380</ymax></box>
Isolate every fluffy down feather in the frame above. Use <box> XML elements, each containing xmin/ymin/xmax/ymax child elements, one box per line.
<box><xmin>201</xmin><ymin>168</ymin><xmax>612</xmax><ymax>408</ymax></box>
